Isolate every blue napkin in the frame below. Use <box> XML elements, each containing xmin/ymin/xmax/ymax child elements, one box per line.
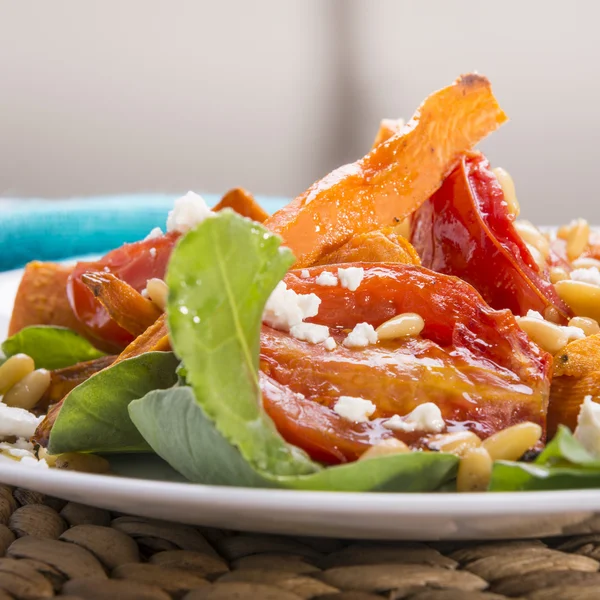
<box><xmin>0</xmin><ymin>195</ymin><xmax>288</xmax><ymax>271</ymax></box>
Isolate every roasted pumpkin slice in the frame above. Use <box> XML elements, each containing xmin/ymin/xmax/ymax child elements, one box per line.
<box><xmin>265</xmin><ymin>74</ymin><xmax>507</xmax><ymax>267</ymax></box>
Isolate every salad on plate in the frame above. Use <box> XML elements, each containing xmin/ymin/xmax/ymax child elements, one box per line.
<box><xmin>2</xmin><ymin>73</ymin><xmax>600</xmax><ymax>493</ymax></box>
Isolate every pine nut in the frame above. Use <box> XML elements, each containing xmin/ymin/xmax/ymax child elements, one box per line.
<box><xmin>3</xmin><ymin>369</ymin><xmax>51</xmax><ymax>410</ymax></box>
<box><xmin>493</xmin><ymin>167</ymin><xmax>520</xmax><ymax>218</ymax></box>
<box><xmin>550</xmin><ymin>267</ymin><xmax>570</xmax><ymax>284</ymax></box>
<box><xmin>516</xmin><ymin>316</ymin><xmax>569</xmax><ymax>354</ymax></box>
<box><xmin>566</xmin><ymin>218</ymin><xmax>590</xmax><ymax>261</ymax></box>
<box><xmin>394</xmin><ymin>217</ymin><xmax>411</xmax><ymax>238</ymax></box>
<box><xmin>557</xmin><ymin>223</ymin><xmax>571</xmax><ymax>240</ymax></box>
<box><xmin>568</xmin><ymin>316</ymin><xmax>600</xmax><ymax>337</ymax></box>
<box><xmin>376</xmin><ymin>313</ymin><xmax>425</xmax><ymax>340</ymax></box>
<box><xmin>514</xmin><ymin>220</ymin><xmax>549</xmax><ymax>258</ymax></box>
<box><xmin>36</xmin><ymin>447</ymin><xmax>57</xmax><ymax>467</ymax></box>
<box><xmin>456</xmin><ymin>447</ymin><xmax>492</xmax><ymax>492</ymax></box>
<box><xmin>54</xmin><ymin>453</ymin><xmax>110</xmax><ymax>474</ymax></box>
<box><xmin>525</xmin><ymin>243</ymin><xmax>547</xmax><ymax>271</ymax></box>
<box><xmin>145</xmin><ymin>278</ymin><xmax>168</xmax><ymax>311</ymax></box>
<box><xmin>482</xmin><ymin>422</ymin><xmax>542</xmax><ymax>461</ymax></box>
<box><xmin>572</xmin><ymin>257</ymin><xmax>600</xmax><ymax>270</ymax></box>
<box><xmin>428</xmin><ymin>431</ymin><xmax>482</xmax><ymax>456</ymax></box>
<box><xmin>358</xmin><ymin>438</ymin><xmax>410</xmax><ymax>461</ymax></box>
<box><xmin>544</xmin><ymin>306</ymin><xmax>561</xmax><ymax>324</ymax></box>
<box><xmin>555</xmin><ymin>279</ymin><xmax>600</xmax><ymax>322</ymax></box>
<box><xmin>0</xmin><ymin>354</ymin><xmax>35</xmax><ymax>395</ymax></box>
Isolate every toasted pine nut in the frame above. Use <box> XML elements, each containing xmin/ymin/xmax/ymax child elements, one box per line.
<box><xmin>555</xmin><ymin>279</ymin><xmax>600</xmax><ymax>322</ymax></box>
<box><xmin>482</xmin><ymin>422</ymin><xmax>542</xmax><ymax>461</ymax></box>
<box><xmin>0</xmin><ymin>354</ymin><xmax>35</xmax><ymax>395</ymax></box>
<box><xmin>493</xmin><ymin>167</ymin><xmax>520</xmax><ymax>218</ymax></box>
<box><xmin>525</xmin><ymin>243</ymin><xmax>547</xmax><ymax>271</ymax></box>
<box><xmin>359</xmin><ymin>438</ymin><xmax>410</xmax><ymax>461</ymax></box>
<box><xmin>36</xmin><ymin>447</ymin><xmax>57</xmax><ymax>467</ymax></box>
<box><xmin>516</xmin><ymin>316</ymin><xmax>569</xmax><ymax>354</ymax></box>
<box><xmin>3</xmin><ymin>369</ymin><xmax>51</xmax><ymax>410</ymax></box>
<box><xmin>566</xmin><ymin>218</ymin><xmax>590</xmax><ymax>262</ymax></box>
<box><xmin>456</xmin><ymin>447</ymin><xmax>492</xmax><ymax>492</ymax></box>
<box><xmin>550</xmin><ymin>267</ymin><xmax>570</xmax><ymax>284</ymax></box>
<box><xmin>54</xmin><ymin>452</ymin><xmax>110</xmax><ymax>474</ymax></box>
<box><xmin>146</xmin><ymin>278</ymin><xmax>168</xmax><ymax>312</ymax></box>
<box><xmin>544</xmin><ymin>306</ymin><xmax>561</xmax><ymax>324</ymax></box>
<box><xmin>428</xmin><ymin>431</ymin><xmax>482</xmax><ymax>456</ymax></box>
<box><xmin>557</xmin><ymin>224</ymin><xmax>571</xmax><ymax>240</ymax></box>
<box><xmin>514</xmin><ymin>220</ymin><xmax>549</xmax><ymax>258</ymax></box>
<box><xmin>568</xmin><ymin>316</ymin><xmax>600</xmax><ymax>337</ymax></box>
<box><xmin>376</xmin><ymin>313</ymin><xmax>424</xmax><ymax>340</ymax></box>
<box><xmin>394</xmin><ymin>217</ymin><xmax>411</xmax><ymax>239</ymax></box>
<box><xmin>572</xmin><ymin>257</ymin><xmax>600</xmax><ymax>270</ymax></box>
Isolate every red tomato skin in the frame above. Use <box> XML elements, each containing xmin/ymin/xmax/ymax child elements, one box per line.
<box><xmin>410</xmin><ymin>152</ymin><xmax>571</xmax><ymax>322</ymax></box>
<box><xmin>67</xmin><ymin>232</ymin><xmax>180</xmax><ymax>350</ymax></box>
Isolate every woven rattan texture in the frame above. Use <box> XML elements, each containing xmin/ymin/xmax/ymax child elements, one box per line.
<box><xmin>0</xmin><ymin>485</ymin><xmax>598</xmax><ymax>599</ymax></box>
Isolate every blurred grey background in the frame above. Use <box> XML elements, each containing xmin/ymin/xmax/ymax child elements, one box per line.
<box><xmin>1</xmin><ymin>0</ymin><xmax>598</xmax><ymax>222</ymax></box>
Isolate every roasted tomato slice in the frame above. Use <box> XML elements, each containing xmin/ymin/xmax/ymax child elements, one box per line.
<box><xmin>67</xmin><ymin>232</ymin><xmax>180</xmax><ymax>351</ymax></box>
<box><xmin>410</xmin><ymin>152</ymin><xmax>571</xmax><ymax>322</ymax></box>
<box><xmin>260</xmin><ymin>263</ymin><xmax>552</xmax><ymax>464</ymax></box>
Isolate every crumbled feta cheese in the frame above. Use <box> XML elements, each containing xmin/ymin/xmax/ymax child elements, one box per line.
<box><xmin>563</xmin><ymin>326</ymin><xmax>586</xmax><ymax>342</ymax></box>
<box><xmin>263</xmin><ymin>282</ymin><xmax>321</xmax><ymax>331</ymax></box>
<box><xmin>383</xmin><ymin>403</ymin><xmax>445</xmax><ymax>433</ymax></box>
<box><xmin>290</xmin><ymin>323</ymin><xmax>330</xmax><ymax>344</ymax></box>
<box><xmin>571</xmin><ymin>267</ymin><xmax>600</xmax><ymax>287</ymax></box>
<box><xmin>574</xmin><ymin>396</ymin><xmax>600</xmax><ymax>457</ymax></box>
<box><xmin>338</xmin><ymin>267</ymin><xmax>364</xmax><ymax>291</ymax></box>
<box><xmin>315</xmin><ymin>271</ymin><xmax>338</xmax><ymax>287</ymax></box>
<box><xmin>525</xmin><ymin>310</ymin><xmax>544</xmax><ymax>320</ymax></box>
<box><xmin>166</xmin><ymin>191</ymin><xmax>213</xmax><ymax>233</ymax></box>
<box><xmin>149</xmin><ymin>247</ymin><xmax>157</xmax><ymax>258</ymax></box>
<box><xmin>324</xmin><ymin>336</ymin><xmax>337</xmax><ymax>351</ymax></box>
<box><xmin>300</xmin><ymin>269</ymin><xmax>310</xmax><ymax>279</ymax></box>
<box><xmin>333</xmin><ymin>396</ymin><xmax>376</xmax><ymax>423</ymax></box>
<box><xmin>0</xmin><ymin>403</ymin><xmax>44</xmax><ymax>439</ymax></box>
<box><xmin>145</xmin><ymin>227</ymin><xmax>163</xmax><ymax>241</ymax></box>
<box><xmin>343</xmin><ymin>322</ymin><xmax>378</xmax><ymax>348</ymax></box>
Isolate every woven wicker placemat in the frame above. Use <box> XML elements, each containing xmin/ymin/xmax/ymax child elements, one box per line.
<box><xmin>0</xmin><ymin>485</ymin><xmax>599</xmax><ymax>599</ymax></box>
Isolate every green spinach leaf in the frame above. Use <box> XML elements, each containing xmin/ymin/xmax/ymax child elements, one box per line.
<box><xmin>2</xmin><ymin>326</ymin><xmax>105</xmax><ymax>370</ymax></box>
<box><xmin>49</xmin><ymin>352</ymin><xmax>179</xmax><ymax>454</ymax></box>
<box><xmin>165</xmin><ymin>209</ymin><xmax>317</xmax><ymax>477</ymax></box>
<box><xmin>130</xmin><ymin>387</ymin><xmax>458</xmax><ymax>491</ymax></box>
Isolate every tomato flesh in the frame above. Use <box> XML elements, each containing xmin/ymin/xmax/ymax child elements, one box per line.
<box><xmin>67</xmin><ymin>232</ymin><xmax>180</xmax><ymax>350</ymax></box>
<box><xmin>259</xmin><ymin>263</ymin><xmax>552</xmax><ymax>463</ymax></box>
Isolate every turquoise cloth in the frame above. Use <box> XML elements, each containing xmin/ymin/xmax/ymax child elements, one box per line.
<box><xmin>0</xmin><ymin>195</ymin><xmax>288</xmax><ymax>271</ymax></box>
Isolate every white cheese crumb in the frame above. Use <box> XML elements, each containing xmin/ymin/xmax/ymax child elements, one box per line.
<box><xmin>563</xmin><ymin>326</ymin><xmax>586</xmax><ymax>342</ymax></box>
<box><xmin>166</xmin><ymin>191</ymin><xmax>213</xmax><ymax>233</ymax></box>
<box><xmin>300</xmin><ymin>269</ymin><xmax>310</xmax><ymax>279</ymax></box>
<box><xmin>263</xmin><ymin>282</ymin><xmax>321</xmax><ymax>331</ymax></box>
<box><xmin>571</xmin><ymin>267</ymin><xmax>600</xmax><ymax>287</ymax></box>
<box><xmin>145</xmin><ymin>227</ymin><xmax>163</xmax><ymax>241</ymax></box>
<box><xmin>333</xmin><ymin>396</ymin><xmax>376</xmax><ymax>423</ymax></box>
<box><xmin>315</xmin><ymin>271</ymin><xmax>338</xmax><ymax>287</ymax></box>
<box><xmin>525</xmin><ymin>310</ymin><xmax>544</xmax><ymax>320</ymax></box>
<box><xmin>383</xmin><ymin>403</ymin><xmax>445</xmax><ymax>433</ymax></box>
<box><xmin>149</xmin><ymin>247</ymin><xmax>157</xmax><ymax>258</ymax></box>
<box><xmin>290</xmin><ymin>323</ymin><xmax>330</xmax><ymax>344</ymax></box>
<box><xmin>338</xmin><ymin>267</ymin><xmax>364</xmax><ymax>291</ymax></box>
<box><xmin>324</xmin><ymin>336</ymin><xmax>337</xmax><ymax>351</ymax></box>
<box><xmin>574</xmin><ymin>396</ymin><xmax>600</xmax><ymax>457</ymax></box>
<box><xmin>0</xmin><ymin>403</ymin><xmax>44</xmax><ymax>439</ymax></box>
<box><xmin>343</xmin><ymin>322</ymin><xmax>378</xmax><ymax>348</ymax></box>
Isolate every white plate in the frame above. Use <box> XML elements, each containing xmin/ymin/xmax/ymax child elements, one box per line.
<box><xmin>2</xmin><ymin>266</ymin><xmax>600</xmax><ymax>540</ymax></box>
